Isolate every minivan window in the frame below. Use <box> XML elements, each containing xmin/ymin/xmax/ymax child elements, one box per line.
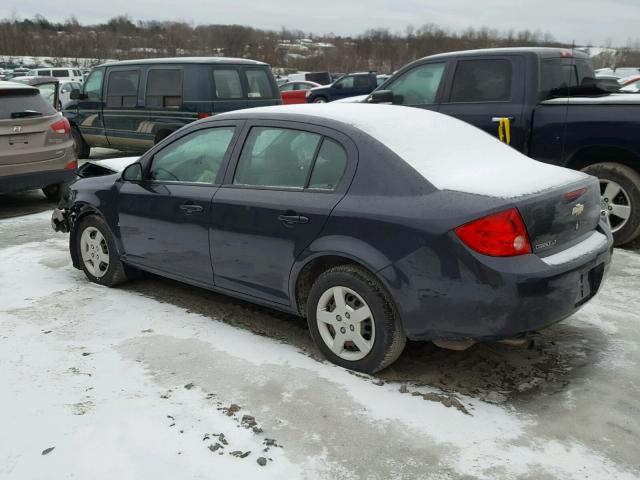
<box><xmin>449</xmin><ymin>59</ymin><xmax>512</xmax><ymax>103</ymax></box>
<box><xmin>308</xmin><ymin>138</ymin><xmax>348</xmax><ymax>190</ymax></box>
<box><xmin>385</xmin><ymin>62</ymin><xmax>445</xmax><ymax>105</ymax></box>
<box><xmin>0</xmin><ymin>91</ymin><xmax>57</xmax><ymax>120</ymax></box>
<box><xmin>52</xmin><ymin>69</ymin><xmax>70</xmax><ymax>78</ymax></box>
<box><xmin>84</xmin><ymin>70</ymin><xmax>103</xmax><ymax>101</ymax></box>
<box><xmin>146</xmin><ymin>69</ymin><xmax>182</xmax><ymax>108</ymax></box>
<box><xmin>213</xmin><ymin>69</ymin><xmax>243</xmax><ymax>99</ymax></box>
<box><xmin>38</xmin><ymin>69</ymin><xmax>51</xmax><ymax>76</ymax></box>
<box><xmin>234</xmin><ymin>127</ymin><xmax>321</xmax><ymax>189</ymax></box>
<box><xmin>149</xmin><ymin>127</ymin><xmax>236</xmax><ymax>183</ymax></box>
<box><xmin>107</xmin><ymin>70</ymin><xmax>139</xmax><ymax>108</ymax></box>
<box><xmin>245</xmin><ymin>69</ymin><xmax>274</xmax><ymax>98</ymax></box>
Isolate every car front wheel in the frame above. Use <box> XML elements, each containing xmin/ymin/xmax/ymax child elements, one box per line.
<box><xmin>76</xmin><ymin>215</ymin><xmax>128</xmax><ymax>287</ymax></box>
<box><xmin>306</xmin><ymin>265</ymin><xmax>406</xmax><ymax>373</ymax></box>
<box><xmin>312</xmin><ymin>97</ymin><xmax>327</xmax><ymax>103</ymax></box>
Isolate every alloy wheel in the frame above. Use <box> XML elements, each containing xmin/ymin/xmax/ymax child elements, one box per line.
<box><xmin>600</xmin><ymin>179</ymin><xmax>631</xmax><ymax>233</ymax></box>
<box><xmin>80</xmin><ymin>226</ymin><xmax>110</xmax><ymax>278</ymax></box>
<box><xmin>316</xmin><ymin>286</ymin><xmax>375</xmax><ymax>361</ymax></box>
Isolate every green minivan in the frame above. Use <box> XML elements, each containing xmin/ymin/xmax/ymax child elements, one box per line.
<box><xmin>63</xmin><ymin>57</ymin><xmax>281</xmax><ymax>158</ymax></box>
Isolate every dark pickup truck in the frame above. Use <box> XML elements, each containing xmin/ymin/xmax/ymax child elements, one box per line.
<box><xmin>368</xmin><ymin>47</ymin><xmax>640</xmax><ymax>245</ymax></box>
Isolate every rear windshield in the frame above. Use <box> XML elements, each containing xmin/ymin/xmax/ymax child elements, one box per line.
<box><xmin>540</xmin><ymin>58</ymin><xmax>596</xmax><ymax>98</ymax></box>
<box><xmin>0</xmin><ymin>90</ymin><xmax>57</xmax><ymax>120</ymax></box>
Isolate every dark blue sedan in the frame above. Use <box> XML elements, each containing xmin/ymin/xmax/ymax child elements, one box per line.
<box><xmin>52</xmin><ymin>104</ymin><xmax>613</xmax><ymax>373</ymax></box>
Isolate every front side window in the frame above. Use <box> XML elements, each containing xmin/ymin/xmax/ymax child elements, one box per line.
<box><xmin>386</xmin><ymin>62</ymin><xmax>445</xmax><ymax>105</ymax></box>
<box><xmin>245</xmin><ymin>69</ymin><xmax>274</xmax><ymax>98</ymax></box>
<box><xmin>234</xmin><ymin>127</ymin><xmax>321</xmax><ymax>189</ymax></box>
<box><xmin>335</xmin><ymin>76</ymin><xmax>354</xmax><ymax>89</ymax></box>
<box><xmin>149</xmin><ymin>127</ymin><xmax>236</xmax><ymax>183</ymax></box>
<box><xmin>213</xmin><ymin>69</ymin><xmax>243</xmax><ymax>99</ymax></box>
<box><xmin>308</xmin><ymin>138</ymin><xmax>348</xmax><ymax>190</ymax></box>
<box><xmin>146</xmin><ymin>69</ymin><xmax>182</xmax><ymax>108</ymax></box>
<box><xmin>449</xmin><ymin>59</ymin><xmax>512</xmax><ymax>103</ymax></box>
<box><xmin>83</xmin><ymin>70</ymin><xmax>104</xmax><ymax>101</ymax></box>
<box><xmin>106</xmin><ymin>70</ymin><xmax>139</xmax><ymax>108</ymax></box>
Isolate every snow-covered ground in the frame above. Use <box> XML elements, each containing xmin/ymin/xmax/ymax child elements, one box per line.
<box><xmin>0</xmin><ymin>211</ymin><xmax>639</xmax><ymax>479</ymax></box>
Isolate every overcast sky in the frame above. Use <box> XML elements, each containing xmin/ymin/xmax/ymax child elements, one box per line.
<box><xmin>3</xmin><ymin>0</ymin><xmax>638</xmax><ymax>46</ymax></box>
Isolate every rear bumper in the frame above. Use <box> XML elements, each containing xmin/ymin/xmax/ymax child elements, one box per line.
<box><xmin>0</xmin><ymin>168</ymin><xmax>77</xmax><ymax>194</ymax></box>
<box><xmin>379</xmin><ymin>227</ymin><xmax>614</xmax><ymax>341</ymax></box>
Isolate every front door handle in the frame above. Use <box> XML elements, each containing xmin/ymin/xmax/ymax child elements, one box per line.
<box><xmin>180</xmin><ymin>203</ymin><xmax>203</xmax><ymax>214</ymax></box>
<box><xmin>491</xmin><ymin>116</ymin><xmax>515</xmax><ymax>122</ymax></box>
<box><xmin>277</xmin><ymin>214</ymin><xmax>309</xmax><ymax>225</ymax></box>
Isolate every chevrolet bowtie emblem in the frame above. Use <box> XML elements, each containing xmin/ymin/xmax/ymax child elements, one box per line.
<box><xmin>572</xmin><ymin>203</ymin><xmax>585</xmax><ymax>216</ymax></box>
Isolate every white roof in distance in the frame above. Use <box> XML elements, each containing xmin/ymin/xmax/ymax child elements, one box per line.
<box><xmin>229</xmin><ymin>104</ymin><xmax>586</xmax><ymax>198</ymax></box>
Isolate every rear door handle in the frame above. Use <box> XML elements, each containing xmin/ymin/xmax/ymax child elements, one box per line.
<box><xmin>180</xmin><ymin>203</ymin><xmax>203</xmax><ymax>214</ymax></box>
<box><xmin>277</xmin><ymin>214</ymin><xmax>309</xmax><ymax>225</ymax></box>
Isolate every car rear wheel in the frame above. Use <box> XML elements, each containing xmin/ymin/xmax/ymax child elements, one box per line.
<box><xmin>306</xmin><ymin>265</ymin><xmax>406</xmax><ymax>373</ymax></box>
<box><xmin>76</xmin><ymin>215</ymin><xmax>128</xmax><ymax>287</ymax></box>
<box><xmin>582</xmin><ymin>163</ymin><xmax>640</xmax><ymax>246</ymax></box>
<box><xmin>312</xmin><ymin>97</ymin><xmax>327</xmax><ymax>103</ymax></box>
<box><xmin>42</xmin><ymin>183</ymin><xmax>62</xmax><ymax>202</ymax></box>
<box><xmin>71</xmin><ymin>127</ymin><xmax>90</xmax><ymax>159</ymax></box>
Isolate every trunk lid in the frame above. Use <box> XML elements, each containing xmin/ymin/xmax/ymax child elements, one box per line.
<box><xmin>517</xmin><ymin>176</ymin><xmax>602</xmax><ymax>256</ymax></box>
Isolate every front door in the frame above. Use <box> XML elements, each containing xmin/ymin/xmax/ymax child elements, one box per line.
<box><xmin>438</xmin><ymin>56</ymin><xmax>527</xmax><ymax>152</ymax></box>
<box><xmin>116</xmin><ymin>124</ymin><xmax>239</xmax><ymax>285</ymax></box>
<box><xmin>212</xmin><ymin>123</ymin><xmax>354</xmax><ymax>304</ymax></box>
<box><xmin>380</xmin><ymin>61</ymin><xmax>448</xmax><ymax>112</ymax></box>
<box><xmin>75</xmin><ymin>68</ymin><xmax>108</xmax><ymax>147</ymax></box>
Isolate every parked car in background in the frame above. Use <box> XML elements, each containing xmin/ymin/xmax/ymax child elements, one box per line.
<box><xmin>287</xmin><ymin>71</ymin><xmax>331</xmax><ymax>85</ymax></box>
<box><xmin>27</xmin><ymin>68</ymin><xmax>84</xmax><ymax>83</ymax></box>
<box><xmin>306</xmin><ymin>72</ymin><xmax>378</xmax><ymax>103</ymax></box>
<box><xmin>51</xmin><ymin>103</ymin><xmax>612</xmax><ymax>373</ymax></box>
<box><xmin>0</xmin><ymin>81</ymin><xmax>77</xmax><ymax>201</ymax></box>
<box><xmin>64</xmin><ymin>57</ymin><xmax>281</xmax><ymax>158</ymax></box>
<box><xmin>11</xmin><ymin>76</ymin><xmax>60</xmax><ymax>109</ymax></box>
<box><xmin>620</xmin><ymin>78</ymin><xmax>640</xmax><ymax>93</ymax></box>
<box><xmin>368</xmin><ymin>47</ymin><xmax>640</xmax><ymax>246</ymax></box>
<box><xmin>279</xmin><ymin>81</ymin><xmax>321</xmax><ymax>104</ymax></box>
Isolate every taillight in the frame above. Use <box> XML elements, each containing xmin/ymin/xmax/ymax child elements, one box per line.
<box><xmin>454</xmin><ymin>208</ymin><xmax>532</xmax><ymax>257</ymax></box>
<box><xmin>197</xmin><ymin>112</ymin><xmax>212</xmax><ymax>119</ymax></box>
<box><xmin>64</xmin><ymin>159</ymin><xmax>78</xmax><ymax>170</ymax></box>
<box><xmin>51</xmin><ymin>118</ymin><xmax>71</xmax><ymax>135</ymax></box>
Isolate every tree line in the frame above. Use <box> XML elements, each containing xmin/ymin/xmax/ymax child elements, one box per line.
<box><xmin>1</xmin><ymin>15</ymin><xmax>638</xmax><ymax>72</ymax></box>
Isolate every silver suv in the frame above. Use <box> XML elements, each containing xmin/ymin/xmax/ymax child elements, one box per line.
<box><xmin>0</xmin><ymin>81</ymin><xmax>77</xmax><ymax>201</ymax></box>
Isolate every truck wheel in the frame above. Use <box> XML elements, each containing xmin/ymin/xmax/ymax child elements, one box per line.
<box><xmin>306</xmin><ymin>265</ymin><xmax>406</xmax><ymax>373</ymax></box>
<box><xmin>71</xmin><ymin>127</ymin><xmax>90</xmax><ymax>159</ymax></box>
<box><xmin>76</xmin><ymin>215</ymin><xmax>128</xmax><ymax>287</ymax></box>
<box><xmin>583</xmin><ymin>162</ymin><xmax>640</xmax><ymax>246</ymax></box>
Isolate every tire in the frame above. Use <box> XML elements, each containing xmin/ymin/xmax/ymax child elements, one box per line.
<box><xmin>582</xmin><ymin>163</ymin><xmax>640</xmax><ymax>246</ymax></box>
<box><xmin>42</xmin><ymin>183</ymin><xmax>62</xmax><ymax>202</ymax></box>
<box><xmin>71</xmin><ymin>127</ymin><xmax>90</xmax><ymax>159</ymax></box>
<box><xmin>306</xmin><ymin>264</ymin><xmax>406</xmax><ymax>373</ymax></box>
<box><xmin>312</xmin><ymin>96</ymin><xmax>328</xmax><ymax>104</ymax></box>
<box><xmin>75</xmin><ymin>215</ymin><xmax>128</xmax><ymax>287</ymax></box>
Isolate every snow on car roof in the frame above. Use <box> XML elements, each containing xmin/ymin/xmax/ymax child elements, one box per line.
<box><xmin>229</xmin><ymin>104</ymin><xmax>586</xmax><ymax>198</ymax></box>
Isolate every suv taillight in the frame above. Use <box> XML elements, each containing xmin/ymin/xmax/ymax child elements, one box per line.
<box><xmin>51</xmin><ymin>118</ymin><xmax>70</xmax><ymax>135</ymax></box>
<box><xmin>454</xmin><ymin>208</ymin><xmax>532</xmax><ymax>257</ymax></box>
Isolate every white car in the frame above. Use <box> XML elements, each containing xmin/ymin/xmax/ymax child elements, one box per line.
<box><xmin>58</xmin><ymin>81</ymin><xmax>83</xmax><ymax>109</ymax></box>
<box><xmin>27</xmin><ymin>68</ymin><xmax>84</xmax><ymax>83</ymax></box>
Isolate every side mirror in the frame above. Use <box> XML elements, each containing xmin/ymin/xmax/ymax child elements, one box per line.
<box><xmin>70</xmin><ymin>89</ymin><xmax>85</xmax><ymax>100</ymax></box>
<box><xmin>334</xmin><ymin>83</ymin><xmax>342</xmax><ymax>90</ymax></box>
<box><xmin>122</xmin><ymin>163</ymin><xmax>143</xmax><ymax>182</ymax></box>
<box><xmin>368</xmin><ymin>90</ymin><xmax>394</xmax><ymax>104</ymax></box>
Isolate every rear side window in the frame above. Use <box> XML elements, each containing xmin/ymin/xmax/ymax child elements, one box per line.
<box><xmin>234</xmin><ymin>127</ymin><xmax>321</xmax><ymax>188</ymax></box>
<box><xmin>37</xmin><ymin>69</ymin><xmax>51</xmax><ymax>76</ymax></box>
<box><xmin>386</xmin><ymin>63</ymin><xmax>445</xmax><ymax>105</ymax></box>
<box><xmin>52</xmin><ymin>69</ymin><xmax>70</xmax><ymax>78</ymax></box>
<box><xmin>213</xmin><ymin>69</ymin><xmax>243</xmax><ymax>99</ymax></box>
<box><xmin>146</xmin><ymin>69</ymin><xmax>182</xmax><ymax>108</ymax></box>
<box><xmin>308</xmin><ymin>138</ymin><xmax>347</xmax><ymax>190</ymax></box>
<box><xmin>0</xmin><ymin>91</ymin><xmax>56</xmax><ymax>120</ymax></box>
<box><xmin>149</xmin><ymin>127</ymin><xmax>235</xmax><ymax>183</ymax></box>
<box><xmin>245</xmin><ymin>69</ymin><xmax>274</xmax><ymax>98</ymax></box>
<box><xmin>449</xmin><ymin>59</ymin><xmax>512</xmax><ymax>103</ymax></box>
<box><xmin>107</xmin><ymin>70</ymin><xmax>139</xmax><ymax>108</ymax></box>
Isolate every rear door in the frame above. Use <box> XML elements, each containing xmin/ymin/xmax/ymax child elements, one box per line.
<box><xmin>211</xmin><ymin>121</ymin><xmax>357</xmax><ymax>304</ymax></box>
<box><xmin>438</xmin><ymin>56</ymin><xmax>527</xmax><ymax>151</ymax></box>
<box><xmin>103</xmin><ymin>67</ymin><xmax>144</xmax><ymax>150</ymax></box>
<box><xmin>116</xmin><ymin>122</ymin><xmax>241</xmax><ymax>285</ymax></box>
